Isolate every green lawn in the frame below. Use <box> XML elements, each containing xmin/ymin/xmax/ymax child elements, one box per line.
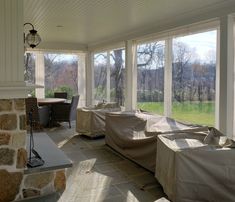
<box><xmin>137</xmin><ymin>101</ymin><xmax>215</xmax><ymax>126</ymax></box>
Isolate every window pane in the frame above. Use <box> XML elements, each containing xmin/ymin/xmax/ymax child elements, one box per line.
<box><xmin>172</xmin><ymin>30</ymin><xmax>217</xmax><ymax>126</ymax></box>
<box><xmin>137</xmin><ymin>41</ymin><xmax>165</xmax><ymax>115</ymax></box>
<box><xmin>24</xmin><ymin>52</ymin><xmax>36</xmax><ymax>96</ymax></box>
<box><xmin>44</xmin><ymin>53</ymin><xmax>78</xmax><ymax>99</ymax></box>
<box><xmin>110</xmin><ymin>49</ymin><xmax>125</xmax><ymax>106</ymax></box>
<box><xmin>94</xmin><ymin>52</ymin><xmax>107</xmax><ymax>103</ymax></box>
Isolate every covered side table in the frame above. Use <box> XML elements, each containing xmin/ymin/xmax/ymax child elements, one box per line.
<box><xmin>155</xmin><ymin>130</ymin><xmax>235</xmax><ymax>202</ymax></box>
<box><xmin>76</xmin><ymin>102</ymin><xmax>121</xmax><ymax>137</ymax></box>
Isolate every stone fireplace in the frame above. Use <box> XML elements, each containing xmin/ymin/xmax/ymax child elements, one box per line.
<box><xmin>0</xmin><ymin>1</ymin><xmax>70</xmax><ymax>201</ymax></box>
<box><xmin>0</xmin><ymin>99</ymin><xmax>27</xmax><ymax>201</ymax></box>
<box><xmin>0</xmin><ymin>98</ymin><xmax>67</xmax><ymax>201</ymax></box>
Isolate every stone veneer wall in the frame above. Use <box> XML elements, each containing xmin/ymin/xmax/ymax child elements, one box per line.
<box><xmin>0</xmin><ymin>99</ymin><xmax>27</xmax><ymax>201</ymax></box>
<box><xmin>21</xmin><ymin>170</ymin><xmax>66</xmax><ymax>199</ymax></box>
<box><xmin>0</xmin><ymin>99</ymin><xmax>66</xmax><ymax>201</ymax></box>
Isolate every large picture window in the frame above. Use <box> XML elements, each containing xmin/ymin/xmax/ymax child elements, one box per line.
<box><xmin>94</xmin><ymin>52</ymin><xmax>107</xmax><ymax>102</ymax></box>
<box><xmin>24</xmin><ymin>52</ymin><xmax>36</xmax><ymax>96</ymax></box>
<box><xmin>44</xmin><ymin>53</ymin><xmax>78</xmax><ymax>99</ymax></box>
<box><xmin>110</xmin><ymin>49</ymin><xmax>125</xmax><ymax>105</ymax></box>
<box><xmin>172</xmin><ymin>30</ymin><xmax>217</xmax><ymax>126</ymax></box>
<box><xmin>135</xmin><ymin>29</ymin><xmax>217</xmax><ymax>126</ymax></box>
<box><xmin>93</xmin><ymin>48</ymin><xmax>125</xmax><ymax>106</ymax></box>
<box><xmin>137</xmin><ymin>41</ymin><xmax>165</xmax><ymax>115</ymax></box>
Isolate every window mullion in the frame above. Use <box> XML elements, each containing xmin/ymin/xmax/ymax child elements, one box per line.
<box><xmin>86</xmin><ymin>52</ymin><xmax>94</xmax><ymax>106</ymax></box>
<box><xmin>164</xmin><ymin>38</ymin><xmax>173</xmax><ymax>117</ymax></box>
<box><xmin>107</xmin><ymin>51</ymin><xmax>111</xmax><ymax>102</ymax></box>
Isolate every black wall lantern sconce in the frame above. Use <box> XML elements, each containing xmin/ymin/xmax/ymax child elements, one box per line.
<box><xmin>24</xmin><ymin>23</ymin><xmax>41</xmax><ymax>48</ymax></box>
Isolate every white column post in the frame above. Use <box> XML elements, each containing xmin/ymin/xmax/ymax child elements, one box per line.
<box><xmin>85</xmin><ymin>51</ymin><xmax>94</xmax><ymax>106</ymax></box>
<box><xmin>219</xmin><ymin>15</ymin><xmax>235</xmax><ymax>138</ymax></box>
<box><xmin>0</xmin><ymin>0</ymin><xmax>28</xmax><ymax>98</ymax></box>
<box><xmin>125</xmin><ymin>40</ymin><xmax>137</xmax><ymax>111</ymax></box>
<box><xmin>107</xmin><ymin>51</ymin><xmax>111</xmax><ymax>102</ymax></box>
<box><xmin>164</xmin><ymin>38</ymin><xmax>173</xmax><ymax>117</ymax></box>
<box><xmin>77</xmin><ymin>53</ymin><xmax>86</xmax><ymax>107</ymax></box>
<box><xmin>35</xmin><ymin>52</ymin><xmax>45</xmax><ymax>98</ymax></box>
<box><xmin>0</xmin><ymin>0</ymin><xmax>24</xmax><ymax>84</ymax></box>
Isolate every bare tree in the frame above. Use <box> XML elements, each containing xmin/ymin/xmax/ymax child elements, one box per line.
<box><xmin>110</xmin><ymin>49</ymin><xmax>124</xmax><ymax>105</ymax></box>
<box><xmin>24</xmin><ymin>53</ymin><xmax>35</xmax><ymax>83</ymax></box>
<box><xmin>137</xmin><ymin>42</ymin><xmax>164</xmax><ymax>102</ymax></box>
<box><xmin>44</xmin><ymin>54</ymin><xmax>59</xmax><ymax>90</ymax></box>
<box><xmin>69</xmin><ymin>62</ymin><xmax>78</xmax><ymax>92</ymax></box>
<box><xmin>172</xmin><ymin>41</ymin><xmax>196</xmax><ymax>102</ymax></box>
<box><xmin>94</xmin><ymin>53</ymin><xmax>107</xmax><ymax>100</ymax></box>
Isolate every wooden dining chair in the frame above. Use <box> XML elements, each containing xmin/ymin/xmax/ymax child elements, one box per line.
<box><xmin>52</xmin><ymin>95</ymin><xmax>80</xmax><ymax>128</ymax></box>
<box><xmin>25</xmin><ymin>97</ymin><xmax>50</xmax><ymax>129</ymax></box>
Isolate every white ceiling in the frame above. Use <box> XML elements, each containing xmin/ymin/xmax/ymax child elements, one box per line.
<box><xmin>24</xmin><ymin>0</ymin><xmax>235</xmax><ymax>49</ymax></box>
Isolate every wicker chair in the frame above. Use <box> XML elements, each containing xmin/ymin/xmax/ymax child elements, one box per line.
<box><xmin>52</xmin><ymin>95</ymin><xmax>79</xmax><ymax>128</ymax></box>
<box><xmin>25</xmin><ymin>97</ymin><xmax>50</xmax><ymax>129</ymax></box>
<box><xmin>54</xmin><ymin>92</ymin><xmax>68</xmax><ymax>99</ymax></box>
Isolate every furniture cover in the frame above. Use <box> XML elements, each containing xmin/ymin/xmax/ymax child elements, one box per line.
<box><xmin>155</xmin><ymin>128</ymin><xmax>235</xmax><ymax>202</ymax></box>
<box><xmin>76</xmin><ymin>102</ymin><xmax>121</xmax><ymax>137</ymax></box>
<box><xmin>105</xmin><ymin>111</ymin><xmax>206</xmax><ymax>172</ymax></box>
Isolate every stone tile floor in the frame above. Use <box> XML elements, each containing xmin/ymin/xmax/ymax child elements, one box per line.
<box><xmin>22</xmin><ymin>122</ymin><xmax>170</xmax><ymax>202</ymax></box>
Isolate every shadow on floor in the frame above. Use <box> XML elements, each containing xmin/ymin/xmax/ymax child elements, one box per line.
<box><xmin>21</xmin><ymin>122</ymin><xmax>170</xmax><ymax>202</ymax></box>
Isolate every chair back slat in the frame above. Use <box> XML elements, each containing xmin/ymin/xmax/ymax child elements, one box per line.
<box><xmin>54</xmin><ymin>92</ymin><xmax>68</xmax><ymax>99</ymax></box>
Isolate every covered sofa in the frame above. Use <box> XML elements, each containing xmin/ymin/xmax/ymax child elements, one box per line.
<box><xmin>76</xmin><ymin>102</ymin><xmax>121</xmax><ymax>137</ymax></box>
<box><xmin>155</xmin><ymin>128</ymin><xmax>235</xmax><ymax>202</ymax></box>
<box><xmin>105</xmin><ymin>111</ymin><xmax>207</xmax><ymax>172</ymax></box>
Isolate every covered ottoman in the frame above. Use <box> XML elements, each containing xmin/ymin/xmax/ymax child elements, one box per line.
<box><xmin>155</xmin><ymin>128</ymin><xmax>235</xmax><ymax>202</ymax></box>
<box><xmin>76</xmin><ymin>102</ymin><xmax>121</xmax><ymax>137</ymax></box>
<box><xmin>105</xmin><ymin>111</ymin><xmax>206</xmax><ymax>172</ymax></box>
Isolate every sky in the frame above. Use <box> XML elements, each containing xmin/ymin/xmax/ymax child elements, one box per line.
<box><xmin>49</xmin><ymin>30</ymin><xmax>217</xmax><ymax>64</ymax></box>
<box><xmin>175</xmin><ymin>30</ymin><xmax>217</xmax><ymax>62</ymax></box>
<box><xmin>46</xmin><ymin>53</ymin><xmax>78</xmax><ymax>63</ymax></box>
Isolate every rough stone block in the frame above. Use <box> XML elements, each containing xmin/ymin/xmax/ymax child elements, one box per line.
<box><xmin>23</xmin><ymin>189</ymin><xmax>40</xmax><ymax>198</ymax></box>
<box><xmin>0</xmin><ymin>148</ymin><xmax>15</xmax><ymax>165</ymax></box>
<box><xmin>11</xmin><ymin>131</ymin><xmax>26</xmax><ymax>148</ymax></box>
<box><xmin>24</xmin><ymin>172</ymin><xmax>54</xmax><ymax>189</ymax></box>
<box><xmin>14</xmin><ymin>99</ymin><xmax>25</xmax><ymax>111</ymax></box>
<box><xmin>0</xmin><ymin>132</ymin><xmax>11</xmax><ymax>145</ymax></box>
<box><xmin>0</xmin><ymin>170</ymin><xmax>23</xmax><ymax>202</ymax></box>
<box><xmin>0</xmin><ymin>100</ymin><xmax>12</xmax><ymax>112</ymax></box>
<box><xmin>54</xmin><ymin>170</ymin><xmax>66</xmax><ymax>192</ymax></box>
<box><xmin>19</xmin><ymin>115</ymin><xmax>26</xmax><ymax>130</ymax></box>
<box><xmin>0</xmin><ymin>114</ymin><xmax>17</xmax><ymax>130</ymax></box>
<box><xmin>41</xmin><ymin>183</ymin><xmax>55</xmax><ymax>196</ymax></box>
<box><xmin>17</xmin><ymin>148</ymin><xmax>27</xmax><ymax>168</ymax></box>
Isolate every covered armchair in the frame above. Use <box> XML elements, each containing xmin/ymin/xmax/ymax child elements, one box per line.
<box><xmin>52</xmin><ymin>95</ymin><xmax>79</xmax><ymax>128</ymax></box>
<box><xmin>25</xmin><ymin>97</ymin><xmax>50</xmax><ymax>128</ymax></box>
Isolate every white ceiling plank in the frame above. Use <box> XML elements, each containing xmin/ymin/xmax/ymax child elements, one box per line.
<box><xmin>23</xmin><ymin>0</ymin><xmax>235</xmax><ymax>51</ymax></box>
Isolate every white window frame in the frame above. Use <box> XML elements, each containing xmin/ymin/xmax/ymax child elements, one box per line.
<box><xmin>135</xmin><ymin>21</ymin><xmax>219</xmax><ymax>126</ymax></box>
<box><xmin>92</xmin><ymin>47</ymin><xmax>126</xmax><ymax>105</ymax></box>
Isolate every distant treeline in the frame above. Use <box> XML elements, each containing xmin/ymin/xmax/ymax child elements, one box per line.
<box><xmin>137</xmin><ymin>62</ymin><xmax>215</xmax><ymax>102</ymax></box>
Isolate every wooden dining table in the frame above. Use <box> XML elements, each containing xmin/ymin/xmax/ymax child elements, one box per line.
<box><xmin>37</xmin><ymin>98</ymin><xmax>66</xmax><ymax>106</ymax></box>
<box><xmin>37</xmin><ymin>98</ymin><xmax>67</xmax><ymax>127</ymax></box>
